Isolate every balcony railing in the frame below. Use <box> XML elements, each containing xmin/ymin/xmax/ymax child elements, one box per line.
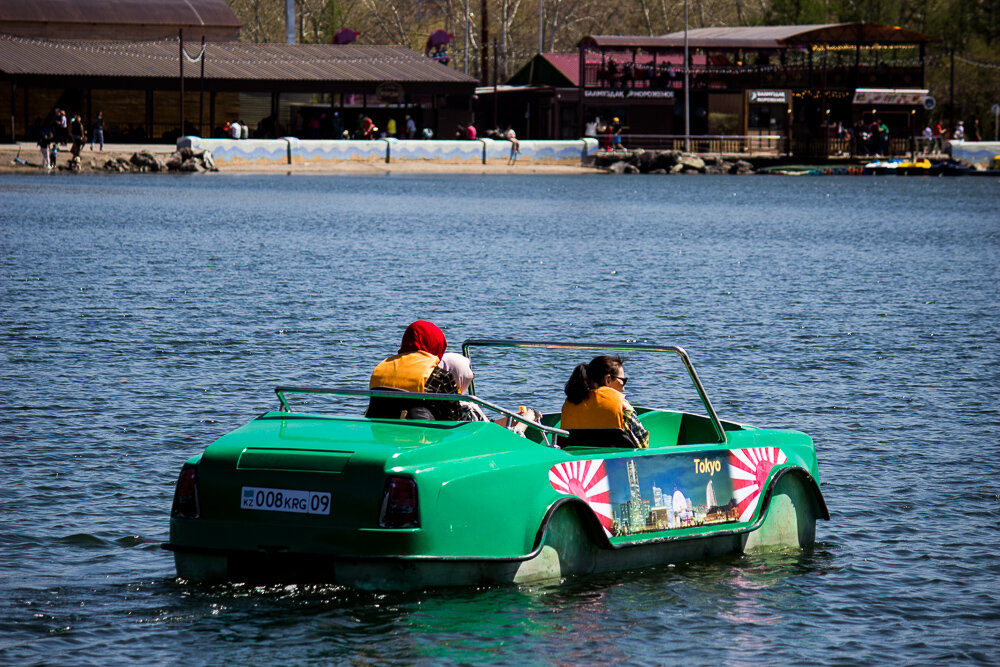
<box><xmin>583</xmin><ymin>64</ymin><xmax>923</xmax><ymax>92</ymax></box>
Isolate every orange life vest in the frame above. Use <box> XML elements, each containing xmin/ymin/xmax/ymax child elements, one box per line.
<box><xmin>369</xmin><ymin>350</ymin><xmax>440</xmax><ymax>393</ymax></box>
<box><xmin>561</xmin><ymin>385</ymin><xmax>626</xmax><ymax>430</ymax></box>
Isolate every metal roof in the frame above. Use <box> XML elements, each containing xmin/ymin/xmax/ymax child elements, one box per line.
<box><xmin>583</xmin><ymin>23</ymin><xmax>937</xmax><ymax>50</ymax></box>
<box><xmin>0</xmin><ymin>0</ymin><xmax>240</xmax><ymax>28</ymax></box>
<box><xmin>0</xmin><ymin>34</ymin><xmax>478</xmax><ymax>93</ymax></box>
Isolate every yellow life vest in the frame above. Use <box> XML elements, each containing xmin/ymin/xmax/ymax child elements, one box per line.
<box><xmin>369</xmin><ymin>350</ymin><xmax>440</xmax><ymax>393</ymax></box>
<box><xmin>561</xmin><ymin>385</ymin><xmax>626</xmax><ymax>430</ymax></box>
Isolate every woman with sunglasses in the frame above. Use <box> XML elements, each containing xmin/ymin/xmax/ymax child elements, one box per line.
<box><xmin>561</xmin><ymin>355</ymin><xmax>649</xmax><ymax>448</ymax></box>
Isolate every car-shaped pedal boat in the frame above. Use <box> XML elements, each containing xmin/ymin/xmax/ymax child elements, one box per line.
<box><xmin>166</xmin><ymin>340</ymin><xmax>829</xmax><ymax>589</ymax></box>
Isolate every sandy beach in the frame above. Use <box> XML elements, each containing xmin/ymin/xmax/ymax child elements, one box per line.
<box><xmin>0</xmin><ymin>142</ymin><xmax>603</xmax><ymax>175</ymax></box>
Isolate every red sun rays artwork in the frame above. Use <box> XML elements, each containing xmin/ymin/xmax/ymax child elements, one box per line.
<box><xmin>728</xmin><ymin>447</ymin><xmax>787</xmax><ymax>522</ymax></box>
<box><xmin>549</xmin><ymin>459</ymin><xmax>613</xmax><ymax>536</ymax></box>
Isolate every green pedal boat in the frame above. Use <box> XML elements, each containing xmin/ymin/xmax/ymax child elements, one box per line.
<box><xmin>166</xmin><ymin>340</ymin><xmax>829</xmax><ymax>589</ymax></box>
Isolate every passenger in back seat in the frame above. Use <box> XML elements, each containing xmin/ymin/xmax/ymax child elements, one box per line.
<box><xmin>367</xmin><ymin>320</ymin><xmax>461</xmax><ymax>420</ymax></box>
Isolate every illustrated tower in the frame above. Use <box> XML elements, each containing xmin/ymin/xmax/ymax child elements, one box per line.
<box><xmin>627</xmin><ymin>460</ymin><xmax>644</xmax><ymax>531</ymax></box>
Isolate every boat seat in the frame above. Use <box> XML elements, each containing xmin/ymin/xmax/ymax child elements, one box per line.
<box><xmin>366</xmin><ymin>387</ymin><xmax>436</xmax><ymax>420</ymax></box>
<box><xmin>559</xmin><ymin>428</ymin><xmax>639</xmax><ymax>449</ymax></box>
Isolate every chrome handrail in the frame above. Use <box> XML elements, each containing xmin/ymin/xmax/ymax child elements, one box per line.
<box><xmin>460</xmin><ymin>339</ymin><xmax>727</xmax><ymax>445</ymax></box>
<box><xmin>273</xmin><ymin>385</ymin><xmax>568</xmax><ymax>448</ymax></box>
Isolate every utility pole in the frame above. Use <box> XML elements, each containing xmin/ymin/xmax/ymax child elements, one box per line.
<box><xmin>179</xmin><ymin>29</ymin><xmax>185</xmax><ymax>140</ymax></box>
<box><xmin>684</xmin><ymin>0</ymin><xmax>690</xmax><ymax>152</ymax></box>
<box><xmin>199</xmin><ymin>36</ymin><xmax>205</xmax><ymax>137</ymax></box>
<box><xmin>948</xmin><ymin>46</ymin><xmax>955</xmax><ymax>133</ymax></box>
<box><xmin>480</xmin><ymin>0</ymin><xmax>489</xmax><ymax>85</ymax></box>
<box><xmin>464</xmin><ymin>0</ymin><xmax>470</xmax><ymax>74</ymax></box>
<box><xmin>538</xmin><ymin>0</ymin><xmax>543</xmax><ymax>54</ymax></box>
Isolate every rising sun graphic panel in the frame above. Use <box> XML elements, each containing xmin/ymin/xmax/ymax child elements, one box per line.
<box><xmin>549</xmin><ymin>459</ymin><xmax>613</xmax><ymax>536</ymax></box>
<box><xmin>728</xmin><ymin>447</ymin><xmax>787</xmax><ymax>522</ymax></box>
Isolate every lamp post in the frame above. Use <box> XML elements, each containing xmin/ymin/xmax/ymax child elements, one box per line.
<box><xmin>538</xmin><ymin>0</ymin><xmax>543</xmax><ymax>54</ymax></box>
<box><xmin>684</xmin><ymin>0</ymin><xmax>690</xmax><ymax>153</ymax></box>
<box><xmin>464</xmin><ymin>0</ymin><xmax>470</xmax><ymax>75</ymax></box>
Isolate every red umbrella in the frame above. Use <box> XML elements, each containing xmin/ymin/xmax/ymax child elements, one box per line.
<box><xmin>332</xmin><ymin>28</ymin><xmax>358</xmax><ymax>45</ymax></box>
<box><xmin>425</xmin><ymin>29</ymin><xmax>454</xmax><ymax>54</ymax></box>
<box><xmin>428</xmin><ymin>29</ymin><xmax>454</xmax><ymax>47</ymax></box>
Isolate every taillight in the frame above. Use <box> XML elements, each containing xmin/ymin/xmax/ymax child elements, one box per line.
<box><xmin>378</xmin><ymin>476</ymin><xmax>419</xmax><ymax>528</ymax></box>
<box><xmin>171</xmin><ymin>465</ymin><xmax>200</xmax><ymax>519</ymax></box>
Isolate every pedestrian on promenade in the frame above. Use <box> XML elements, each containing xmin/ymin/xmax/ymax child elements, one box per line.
<box><xmin>504</xmin><ymin>125</ymin><xmax>520</xmax><ymax>164</ymax></box>
<box><xmin>55</xmin><ymin>108</ymin><xmax>68</xmax><ymax>145</ymax></box>
<box><xmin>70</xmin><ymin>115</ymin><xmax>85</xmax><ymax>159</ymax></box>
<box><xmin>932</xmin><ymin>123</ymin><xmax>944</xmax><ymax>153</ymax></box>
<box><xmin>37</xmin><ymin>127</ymin><xmax>53</xmax><ymax>169</ymax></box>
<box><xmin>91</xmin><ymin>111</ymin><xmax>104</xmax><ymax>150</ymax></box>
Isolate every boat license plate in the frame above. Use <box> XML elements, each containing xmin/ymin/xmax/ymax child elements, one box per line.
<box><xmin>241</xmin><ymin>486</ymin><xmax>331</xmax><ymax>515</ymax></box>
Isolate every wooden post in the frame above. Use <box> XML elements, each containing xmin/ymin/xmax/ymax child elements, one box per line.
<box><xmin>9</xmin><ymin>81</ymin><xmax>15</xmax><ymax>143</ymax></box>
<box><xmin>199</xmin><ymin>37</ymin><xmax>205</xmax><ymax>137</ymax></box>
<box><xmin>949</xmin><ymin>46</ymin><xmax>955</xmax><ymax>133</ymax></box>
<box><xmin>578</xmin><ymin>42</ymin><xmax>584</xmax><ymax>139</ymax></box>
<box><xmin>179</xmin><ymin>29</ymin><xmax>185</xmax><ymax>140</ymax></box>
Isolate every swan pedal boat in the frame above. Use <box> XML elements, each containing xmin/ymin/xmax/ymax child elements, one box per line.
<box><xmin>165</xmin><ymin>340</ymin><xmax>829</xmax><ymax>590</ymax></box>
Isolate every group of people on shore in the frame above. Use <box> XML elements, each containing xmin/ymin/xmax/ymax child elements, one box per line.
<box><xmin>296</xmin><ymin>111</ymin><xmax>426</xmax><ymax>140</ymax></box>
<box><xmin>584</xmin><ymin>117</ymin><xmax>625</xmax><ymax>151</ymax></box>
<box><xmin>36</xmin><ymin>108</ymin><xmax>105</xmax><ymax>170</ymax></box>
<box><xmin>832</xmin><ymin>117</ymin><xmax>983</xmax><ymax>158</ymax></box>
<box><xmin>365</xmin><ymin>320</ymin><xmax>649</xmax><ymax>448</ymax></box>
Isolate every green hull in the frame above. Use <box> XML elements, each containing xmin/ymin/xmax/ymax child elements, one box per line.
<box><xmin>168</xmin><ymin>408</ymin><xmax>827</xmax><ymax>589</ymax></box>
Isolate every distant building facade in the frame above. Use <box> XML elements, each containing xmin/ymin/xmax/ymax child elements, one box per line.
<box><xmin>481</xmin><ymin>23</ymin><xmax>938</xmax><ymax>156</ymax></box>
<box><xmin>0</xmin><ymin>0</ymin><xmax>476</xmax><ymax>143</ymax></box>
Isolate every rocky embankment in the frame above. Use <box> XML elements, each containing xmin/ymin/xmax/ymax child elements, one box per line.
<box><xmin>100</xmin><ymin>147</ymin><xmax>216</xmax><ymax>173</ymax></box>
<box><xmin>592</xmin><ymin>149</ymin><xmax>755</xmax><ymax>175</ymax></box>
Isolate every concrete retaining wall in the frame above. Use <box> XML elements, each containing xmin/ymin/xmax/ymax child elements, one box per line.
<box><xmin>949</xmin><ymin>140</ymin><xmax>1000</xmax><ymax>168</ymax></box>
<box><xmin>289</xmin><ymin>139</ymin><xmax>388</xmax><ymax>164</ymax></box>
<box><xmin>178</xmin><ymin>136</ymin><xmax>598</xmax><ymax>167</ymax></box>
<box><xmin>177</xmin><ymin>137</ymin><xmax>289</xmax><ymax>165</ymax></box>
<box><xmin>387</xmin><ymin>139</ymin><xmax>485</xmax><ymax>163</ymax></box>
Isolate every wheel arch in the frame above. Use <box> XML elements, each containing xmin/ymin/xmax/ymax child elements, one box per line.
<box><xmin>761</xmin><ymin>465</ymin><xmax>830</xmax><ymax>522</ymax></box>
<box><xmin>530</xmin><ymin>496</ymin><xmax>615</xmax><ymax>553</ymax></box>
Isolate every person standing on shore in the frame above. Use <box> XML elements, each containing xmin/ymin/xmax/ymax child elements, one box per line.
<box><xmin>405</xmin><ymin>114</ymin><xmax>416</xmax><ymax>139</ymax></box>
<box><xmin>970</xmin><ymin>119</ymin><xmax>982</xmax><ymax>141</ymax></box>
<box><xmin>69</xmin><ymin>115</ymin><xmax>85</xmax><ymax>159</ymax></box>
<box><xmin>932</xmin><ymin>123</ymin><xmax>944</xmax><ymax>153</ymax></box>
<box><xmin>90</xmin><ymin>111</ymin><xmax>104</xmax><ymax>151</ymax></box>
<box><xmin>504</xmin><ymin>125</ymin><xmax>520</xmax><ymax>164</ymax></box>
<box><xmin>55</xmin><ymin>109</ymin><xmax>68</xmax><ymax>145</ymax></box>
<box><xmin>37</xmin><ymin>127</ymin><xmax>53</xmax><ymax>169</ymax></box>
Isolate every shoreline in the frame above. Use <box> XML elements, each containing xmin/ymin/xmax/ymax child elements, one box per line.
<box><xmin>0</xmin><ymin>142</ymin><xmax>603</xmax><ymax>175</ymax></box>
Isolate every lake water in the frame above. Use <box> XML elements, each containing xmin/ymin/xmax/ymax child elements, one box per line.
<box><xmin>1</xmin><ymin>172</ymin><xmax>998</xmax><ymax>665</ymax></box>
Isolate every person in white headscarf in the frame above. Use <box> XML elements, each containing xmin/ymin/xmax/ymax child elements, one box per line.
<box><xmin>440</xmin><ymin>353</ymin><xmax>543</xmax><ymax>430</ymax></box>
<box><xmin>440</xmin><ymin>353</ymin><xmax>488</xmax><ymax>421</ymax></box>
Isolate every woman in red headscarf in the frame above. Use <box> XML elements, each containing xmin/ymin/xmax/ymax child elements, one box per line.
<box><xmin>367</xmin><ymin>321</ymin><xmax>460</xmax><ymax>420</ymax></box>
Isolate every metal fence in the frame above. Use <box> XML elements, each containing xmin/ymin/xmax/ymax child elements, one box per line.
<box><xmin>612</xmin><ymin>135</ymin><xmax>947</xmax><ymax>158</ymax></box>
<box><xmin>615</xmin><ymin>134</ymin><xmax>786</xmax><ymax>154</ymax></box>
